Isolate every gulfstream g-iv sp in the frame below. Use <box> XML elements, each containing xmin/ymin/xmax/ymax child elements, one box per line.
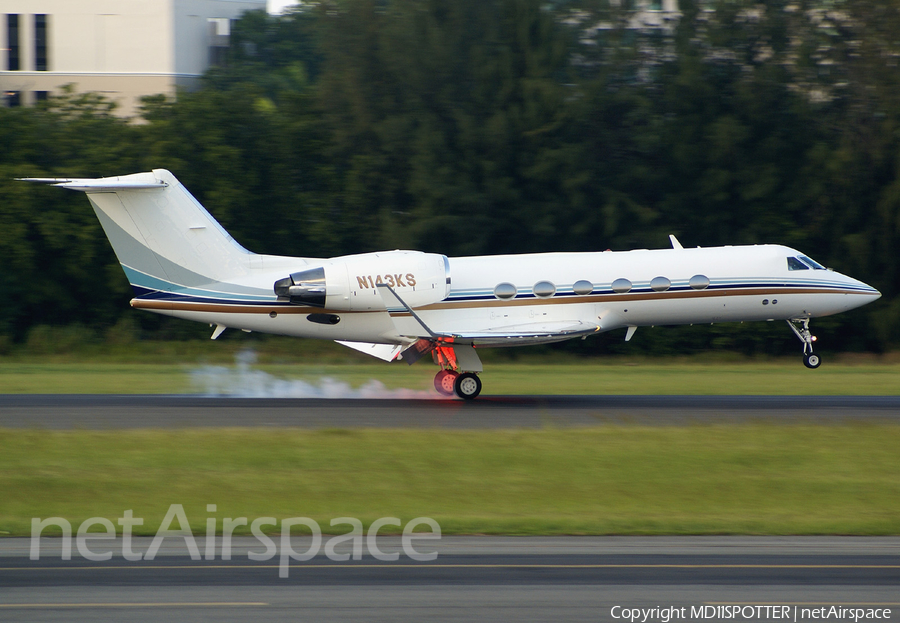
<box><xmin>22</xmin><ymin>170</ymin><xmax>881</xmax><ymax>399</ymax></box>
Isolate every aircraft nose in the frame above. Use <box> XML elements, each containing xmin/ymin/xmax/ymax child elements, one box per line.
<box><xmin>858</xmin><ymin>278</ymin><xmax>880</xmax><ymax>298</ymax></box>
<box><xmin>846</xmin><ymin>275</ymin><xmax>881</xmax><ymax>307</ymax></box>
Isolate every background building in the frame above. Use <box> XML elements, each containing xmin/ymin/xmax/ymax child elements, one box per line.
<box><xmin>628</xmin><ymin>0</ymin><xmax>680</xmax><ymax>30</ymax></box>
<box><xmin>0</xmin><ymin>0</ymin><xmax>267</xmax><ymax>116</ymax></box>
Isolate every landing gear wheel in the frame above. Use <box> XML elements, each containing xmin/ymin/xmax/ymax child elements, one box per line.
<box><xmin>454</xmin><ymin>372</ymin><xmax>482</xmax><ymax>400</ymax></box>
<box><xmin>787</xmin><ymin>319</ymin><xmax>821</xmax><ymax>369</ymax></box>
<box><xmin>434</xmin><ymin>370</ymin><xmax>459</xmax><ymax>396</ymax></box>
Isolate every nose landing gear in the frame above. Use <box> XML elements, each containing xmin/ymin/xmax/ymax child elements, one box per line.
<box><xmin>803</xmin><ymin>352</ymin><xmax>821</xmax><ymax>369</ymax></box>
<box><xmin>787</xmin><ymin>318</ymin><xmax>821</xmax><ymax>369</ymax></box>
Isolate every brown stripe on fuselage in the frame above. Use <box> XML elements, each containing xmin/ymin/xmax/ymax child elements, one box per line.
<box><xmin>130</xmin><ymin>287</ymin><xmax>870</xmax><ymax>315</ymax></box>
<box><xmin>421</xmin><ymin>287</ymin><xmax>866</xmax><ymax>310</ymax></box>
<box><xmin>130</xmin><ymin>300</ymin><xmax>321</xmax><ymax>314</ymax></box>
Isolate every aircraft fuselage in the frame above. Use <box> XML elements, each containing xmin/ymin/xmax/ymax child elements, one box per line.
<box><xmin>130</xmin><ymin>244</ymin><xmax>879</xmax><ymax>346</ymax></box>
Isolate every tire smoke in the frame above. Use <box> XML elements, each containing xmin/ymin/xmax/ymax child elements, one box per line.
<box><xmin>190</xmin><ymin>350</ymin><xmax>436</xmax><ymax>399</ymax></box>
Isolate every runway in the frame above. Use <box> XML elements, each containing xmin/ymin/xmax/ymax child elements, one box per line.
<box><xmin>2</xmin><ymin>537</ymin><xmax>899</xmax><ymax>622</ymax></box>
<box><xmin>0</xmin><ymin>394</ymin><xmax>899</xmax><ymax>428</ymax></box>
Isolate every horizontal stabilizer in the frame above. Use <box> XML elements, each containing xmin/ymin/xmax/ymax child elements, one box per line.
<box><xmin>19</xmin><ymin>177</ymin><xmax>168</xmax><ymax>191</ymax></box>
<box><xmin>335</xmin><ymin>340</ymin><xmax>404</xmax><ymax>362</ymax></box>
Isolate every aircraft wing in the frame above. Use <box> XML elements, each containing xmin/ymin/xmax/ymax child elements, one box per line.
<box><xmin>451</xmin><ymin>321</ymin><xmax>600</xmax><ymax>346</ymax></box>
<box><xmin>376</xmin><ymin>283</ymin><xmax>600</xmax><ymax>345</ymax></box>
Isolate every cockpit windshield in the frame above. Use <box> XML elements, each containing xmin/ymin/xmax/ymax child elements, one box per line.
<box><xmin>799</xmin><ymin>256</ymin><xmax>826</xmax><ymax>270</ymax></box>
<box><xmin>788</xmin><ymin>256</ymin><xmax>826</xmax><ymax>271</ymax></box>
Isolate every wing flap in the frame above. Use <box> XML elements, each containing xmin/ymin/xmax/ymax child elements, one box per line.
<box><xmin>459</xmin><ymin>320</ymin><xmax>600</xmax><ymax>339</ymax></box>
<box><xmin>335</xmin><ymin>340</ymin><xmax>404</xmax><ymax>362</ymax></box>
<box><xmin>446</xmin><ymin>320</ymin><xmax>600</xmax><ymax>347</ymax></box>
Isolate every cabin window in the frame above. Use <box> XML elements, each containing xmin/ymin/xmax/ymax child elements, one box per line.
<box><xmin>799</xmin><ymin>255</ymin><xmax>826</xmax><ymax>270</ymax></box>
<box><xmin>650</xmin><ymin>276</ymin><xmax>671</xmax><ymax>292</ymax></box>
<box><xmin>689</xmin><ymin>274</ymin><xmax>710</xmax><ymax>290</ymax></box>
<box><xmin>533</xmin><ymin>281</ymin><xmax>556</xmax><ymax>298</ymax></box>
<box><xmin>787</xmin><ymin>257</ymin><xmax>809</xmax><ymax>271</ymax></box>
<box><xmin>493</xmin><ymin>282</ymin><xmax>517</xmax><ymax>300</ymax></box>
<box><xmin>572</xmin><ymin>280</ymin><xmax>594</xmax><ymax>295</ymax></box>
<box><xmin>611</xmin><ymin>278</ymin><xmax>632</xmax><ymax>294</ymax></box>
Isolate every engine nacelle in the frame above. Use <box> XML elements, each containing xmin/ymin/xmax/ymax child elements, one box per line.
<box><xmin>274</xmin><ymin>250</ymin><xmax>450</xmax><ymax>311</ymax></box>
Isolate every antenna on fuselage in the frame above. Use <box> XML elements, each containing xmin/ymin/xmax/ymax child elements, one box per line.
<box><xmin>669</xmin><ymin>234</ymin><xmax>684</xmax><ymax>250</ymax></box>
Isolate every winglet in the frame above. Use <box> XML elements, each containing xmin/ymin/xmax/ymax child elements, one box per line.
<box><xmin>669</xmin><ymin>234</ymin><xmax>683</xmax><ymax>250</ymax></box>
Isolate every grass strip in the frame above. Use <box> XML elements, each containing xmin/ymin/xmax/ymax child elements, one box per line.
<box><xmin>2</xmin><ymin>424</ymin><xmax>898</xmax><ymax>536</ymax></box>
<box><xmin>1</xmin><ymin>361</ymin><xmax>899</xmax><ymax>395</ymax></box>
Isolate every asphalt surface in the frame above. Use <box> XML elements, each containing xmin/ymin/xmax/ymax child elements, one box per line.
<box><xmin>2</xmin><ymin>537</ymin><xmax>899</xmax><ymax>622</ymax></box>
<box><xmin>1</xmin><ymin>394</ymin><xmax>899</xmax><ymax>428</ymax></box>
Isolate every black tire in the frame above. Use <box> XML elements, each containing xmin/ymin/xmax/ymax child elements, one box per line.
<box><xmin>454</xmin><ymin>372</ymin><xmax>482</xmax><ymax>400</ymax></box>
<box><xmin>803</xmin><ymin>353</ymin><xmax>821</xmax><ymax>369</ymax></box>
<box><xmin>434</xmin><ymin>370</ymin><xmax>458</xmax><ymax>396</ymax></box>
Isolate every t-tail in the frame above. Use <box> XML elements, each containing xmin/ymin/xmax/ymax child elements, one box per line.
<box><xmin>21</xmin><ymin>169</ymin><xmax>255</xmax><ymax>296</ymax></box>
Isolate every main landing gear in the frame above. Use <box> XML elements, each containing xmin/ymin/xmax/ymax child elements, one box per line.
<box><xmin>787</xmin><ymin>318</ymin><xmax>821</xmax><ymax>369</ymax></box>
<box><xmin>434</xmin><ymin>370</ymin><xmax>458</xmax><ymax>396</ymax></box>
<box><xmin>431</xmin><ymin>344</ymin><xmax>483</xmax><ymax>400</ymax></box>
<box><xmin>434</xmin><ymin>369</ymin><xmax>483</xmax><ymax>400</ymax></box>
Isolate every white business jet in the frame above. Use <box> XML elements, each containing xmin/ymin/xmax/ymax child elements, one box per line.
<box><xmin>22</xmin><ymin>170</ymin><xmax>881</xmax><ymax>399</ymax></box>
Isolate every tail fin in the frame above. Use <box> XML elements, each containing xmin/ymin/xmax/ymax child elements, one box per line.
<box><xmin>23</xmin><ymin>169</ymin><xmax>252</xmax><ymax>294</ymax></box>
